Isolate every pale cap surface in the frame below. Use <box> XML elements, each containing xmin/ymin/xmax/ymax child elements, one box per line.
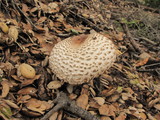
<box><xmin>49</xmin><ymin>33</ymin><xmax>116</xmax><ymax>84</ymax></box>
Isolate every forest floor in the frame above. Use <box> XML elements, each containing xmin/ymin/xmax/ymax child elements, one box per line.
<box><xmin>0</xmin><ymin>0</ymin><xmax>160</xmax><ymax>120</ymax></box>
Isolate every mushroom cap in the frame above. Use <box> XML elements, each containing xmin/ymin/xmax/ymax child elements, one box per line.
<box><xmin>49</xmin><ymin>33</ymin><xmax>116</xmax><ymax>85</ymax></box>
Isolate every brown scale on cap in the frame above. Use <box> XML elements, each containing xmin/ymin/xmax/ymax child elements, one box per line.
<box><xmin>49</xmin><ymin>32</ymin><xmax>117</xmax><ymax>85</ymax></box>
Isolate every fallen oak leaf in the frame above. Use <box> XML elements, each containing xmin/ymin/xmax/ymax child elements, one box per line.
<box><xmin>25</xmin><ymin>98</ymin><xmax>52</xmax><ymax>115</ymax></box>
<box><xmin>21</xmin><ymin>74</ymin><xmax>41</xmax><ymax>87</ymax></box>
<box><xmin>135</xmin><ymin>57</ymin><xmax>149</xmax><ymax>67</ymax></box>
<box><xmin>3</xmin><ymin>100</ymin><xmax>19</xmax><ymax>109</ymax></box>
<box><xmin>17</xmin><ymin>87</ymin><xmax>37</xmax><ymax>96</ymax></box>
<box><xmin>0</xmin><ymin>22</ymin><xmax>9</xmax><ymax>33</ymax></box>
<box><xmin>115</xmin><ymin>112</ymin><xmax>126</xmax><ymax>120</ymax></box>
<box><xmin>76</xmin><ymin>94</ymin><xmax>88</xmax><ymax>110</ymax></box>
<box><xmin>0</xmin><ymin>103</ymin><xmax>12</xmax><ymax>119</ymax></box>
<box><xmin>0</xmin><ymin>80</ymin><xmax>10</xmax><ymax>98</ymax></box>
<box><xmin>98</xmin><ymin>104</ymin><xmax>117</xmax><ymax>117</ymax></box>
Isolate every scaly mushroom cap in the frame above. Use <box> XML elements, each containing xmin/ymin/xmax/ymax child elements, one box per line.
<box><xmin>49</xmin><ymin>33</ymin><xmax>116</xmax><ymax>85</ymax></box>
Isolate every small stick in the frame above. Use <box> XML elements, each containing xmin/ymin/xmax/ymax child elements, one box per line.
<box><xmin>11</xmin><ymin>0</ymin><xmax>39</xmax><ymax>31</ymax></box>
<box><xmin>121</xmin><ymin>23</ymin><xmax>144</xmax><ymax>54</ymax></box>
<box><xmin>41</xmin><ymin>92</ymin><xmax>100</xmax><ymax>120</ymax></box>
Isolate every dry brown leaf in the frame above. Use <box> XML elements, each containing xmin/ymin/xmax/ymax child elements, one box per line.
<box><xmin>47</xmin><ymin>80</ymin><xmax>62</xmax><ymax>89</ymax></box>
<box><xmin>48</xmin><ymin>2</ymin><xmax>59</xmax><ymax>13</ymax></box>
<box><xmin>135</xmin><ymin>58</ymin><xmax>149</xmax><ymax>67</ymax></box>
<box><xmin>34</xmin><ymin>33</ymin><xmax>55</xmax><ymax>53</ymax></box>
<box><xmin>0</xmin><ymin>62</ymin><xmax>14</xmax><ymax>74</ymax></box>
<box><xmin>81</xmin><ymin>84</ymin><xmax>89</xmax><ymax>95</ymax></box>
<box><xmin>89</xmin><ymin>111</ymin><xmax>97</xmax><ymax>115</ymax></box>
<box><xmin>101</xmin><ymin>88</ymin><xmax>117</xmax><ymax>97</ymax></box>
<box><xmin>155</xmin><ymin>113</ymin><xmax>160</xmax><ymax>120</ymax></box>
<box><xmin>139</xmin><ymin>112</ymin><xmax>147</xmax><ymax>120</ymax></box>
<box><xmin>27</xmin><ymin>106</ymin><xmax>45</xmax><ymax>114</ymax></box>
<box><xmin>37</xmin><ymin>17</ymin><xmax>47</xmax><ymax>23</ymax></box>
<box><xmin>69</xmin><ymin>93</ymin><xmax>77</xmax><ymax>100</ymax></box>
<box><xmin>93</xmin><ymin>97</ymin><xmax>105</xmax><ymax>106</ymax></box>
<box><xmin>123</xmin><ymin>87</ymin><xmax>134</xmax><ymax>95</ymax></box>
<box><xmin>3</xmin><ymin>100</ymin><xmax>19</xmax><ymax>109</ymax></box>
<box><xmin>11</xmin><ymin>75</ymin><xmax>23</xmax><ymax>82</ymax></box>
<box><xmin>0</xmin><ymin>22</ymin><xmax>9</xmax><ymax>33</ymax></box>
<box><xmin>21</xmin><ymin>74</ymin><xmax>41</xmax><ymax>87</ymax></box>
<box><xmin>147</xmin><ymin>113</ymin><xmax>156</xmax><ymax>120</ymax></box>
<box><xmin>154</xmin><ymin>104</ymin><xmax>160</xmax><ymax>110</ymax></box>
<box><xmin>114</xmin><ymin>32</ymin><xmax>124</xmax><ymax>41</ymax></box>
<box><xmin>17</xmin><ymin>87</ymin><xmax>37</xmax><ymax>96</ymax></box>
<box><xmin>89</xmin><ymin>87</ymin><xmax>96</xmax><ymax>96</ymax></box>
<box><xmin>17</xmin><ymin>63</ymin><xmax>36</xmax><ymax>79</ymax></box>
<box><xmin>115</xmin><ymin>112</ymin><xmax>126</xmax><ymax>120</ymax></box>
<box><xmin>98</xmin><ymin>104</ymin><xmax>116</xmax><ymax>117</ymax></box>
<box><xmin>0</xmin><ymin>80</ymin><xmax>10</xmax><ymax>98</ymax></box>
<box><xmin>101</xmin><ymin>116</ymin><xmax>111</xmax><ymax>120</ymax></box>
<box><xmin>49</xmin><ymin>112</ymin><xmax>58</xmax><ymax>120</ymax></box>
<box><xmin>107</xmin><ymin>94</ymin><xmax>120</xmax><ymax>102</ymax></box>
<box><xmin>17</xmin><ymin>95</ymin><xmax>31</xmax><ymax>104</ymax></box>
<box><xmin>0</xmin><ymin>103</ymin><xmax>12</xmax><ymax>119</ymax></box>
<box><xmin>22</xmin><ymin>22</ymin><xmax>32</xmax><ymax>31</ymax></box>
<box><xmin>121</xmin><ymin>93</ymin><xmax>132</xmax><ymax>100</ymax></box>
<box><xmin>148</xmin><ymin>98</ymin><xmax>160</xmax><ymax>108</ymax></box>
<box><xmin>139</xmin><ymin>52</ymin><xmax>151</xmax><ymax>59</ymax></box>
<box><xmin>57</xmin><ymin>110</ymin><xmax>63</xmax><ymax>120</ymax></box>
<box><xmin>26</xmin><ymin>98</ymin><xmax>51</xmax><ymax>114</ymax></box>
<box><xmin>8</xmin><ymin>26</ymin><xmax>19</xmax><ymax>42</ymax></box>
<box><xmin>89</xmin><ymin>99</ymin><xmax>101</xmax><ymax>109</ymax></box>
<box><xmin>76</xmin><ymin>94</ymin><xmax>88</xmax><ymax>109</ymax></box>
<box><xmin>22</xmin><ymin>3</ymin><xmax>29</xmax><ymax>13</ymax></box>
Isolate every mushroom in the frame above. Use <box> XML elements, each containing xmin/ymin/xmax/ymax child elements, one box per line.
<box><xmin>49</xmin><ymin>32</ymin><xmax>116</xmax><ymax>85</ymax></box>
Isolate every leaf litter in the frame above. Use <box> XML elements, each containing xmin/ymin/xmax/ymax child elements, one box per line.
<box><xmin>0</xmin><ymin>0</ymin><xmax>160</xmax><ymax>120</ymax></box>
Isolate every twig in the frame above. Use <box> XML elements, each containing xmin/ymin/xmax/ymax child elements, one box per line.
<box><xmin>69</xmin><ymin>10</ymin><xmax>103</xmax><ymax>32</ymax></box>
<box><xmin>121</xmin><ymin>23</ymin><xmax>144</xmax><ymax>53</ymax></box>
<box><xmin>41</xmin><ymin>92</ymin><xmax>100</xmax><ymax>120</ymax></box>
<box><xmin>138</xmin><ymin>37</ymin><xmax>157</xmax><ymax>45</ymax></box>
<box><xmin>11</xmin><ymin>0</ymin><xmax>39</xmax><ymax>31</ymax></box>
<box><xmin>40</xmin><ymin>103</ymin><xmax>65</xmax><ymax>120</ymax></box>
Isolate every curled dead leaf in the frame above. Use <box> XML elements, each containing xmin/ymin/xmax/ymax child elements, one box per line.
<box><xmin>115</xmin><ymin>112</ymin><xmax>126</xmax><ymax>120</ymax></box>
<box><xmin>139</xmin><ymin>112</ymin><xmax>147</xmax><ymax>120</ymax></box>
<box><xmin>98</xmin><ymin>104</ymin><xmax>117</xmax><ymax>117</ymax></box>
<box><xmin>89</xmin><ymin>99</ymin><xmax>101</xmax><ymax>109</ymax></box>
<box><xmin>17</xmin><ymin>63</ymin><xmax>36</xmax><ymax>79</ymax></box>
<box><xmin>0</xmin><ymin>22</ymin><xmax>9</xmax><ymax>33</ymax></box>
<box><xmin>93</xmin><ymin>97</ymin><xmax>105</xmax><ymax>106</ymax></box>
<box><xmin>154</xmin><ymin>104</ymin><xmax>160</xmax><ymax>110</ymax></box>
<box><xmin>0</xmin><ymin>80</ymin><xmax>10</xmax><ymax>98</ymax></box>
<box><xmin>148</xmin><ymin>98</ymin><xmax>160</xmax><ymax>108</ymax></box>
<box><xmin>101</xmin><ymin>88</ymin><xmax>117</xmax><ymax>97</ymax></box>
<box><xmin>47</xmin><ymin>80</ymin><xmax>62</xmax><ymax>89</ymax></box>
<box><xmin>8</xmin><ymin>26</ymin><xmax>19</xmax><ymax>43</ymax></box>
<box><xmin>18</xmin><ymin>87</ymin><xmax>37</xmax><ymax>96</ymax></box>
<box><xmin>25</xmin><ymin>98</ymin><xmax>52</xmax><ymax>115</ymax></box>
<box><xmin>76</xmin><ymin>94</ymin><xmax>88</xmax><ymax>109</ymax></box>
<box><xmin>107</xmin><ymin>94</ymin><xmax>120</xmax><ymax>102</ymax></box>
<box><xmin>0</xmin><ymin>103</ymin><xmax>12</xmax><ymax>119</ymax></box>
<box><xmin>49</xmin><ymin>112</ymin><xmax>58</xmax><ymax>120</ymax></box>
<box><xmin>101</xmin><ymin>116</ymin><xmax>111</xmax><ymax>120</ymax></box>
<box><xmin>3</xmin><ymin>100</ymin><xmax>19</xmax><ymax>109</ymax></box>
